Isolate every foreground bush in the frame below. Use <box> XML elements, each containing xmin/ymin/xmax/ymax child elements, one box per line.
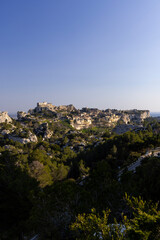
<box><xmin>71</xmin><ymin>194</ymin><xmax>160</xmax><ymax>240</ymax></box>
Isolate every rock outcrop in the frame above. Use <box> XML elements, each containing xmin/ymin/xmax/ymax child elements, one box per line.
<box><xmin>21</xmin><ymin>102</ymin><xmax>150</xmax><ymax>130</ymax></box>
<box><xmin>0</xmin><ymin>112</ymin><xmax>12</xmax><ymax>123</ymax></box>
<box><xmin>70</xmin><ymin>117</ymin><xmax>92</xmax><ymax>130</ymax></box>
<box><xmin>35</xmin><ymin>122</ymin><xmax>53</xmax><ymax>140</ymax></box>
<box><xmin>8</xmin><ymin>131</ymin><xmax>37</xmax><ymax>144</ymax></box>
<box><xmin>119</xmin><ymin>110</ymin><xmax>150</xmax><ymax>124</ymax></box>
<box><xmin>17</xmin><ymin>111</ymin><xmax>28</xmax><ymax>120</ymax></box>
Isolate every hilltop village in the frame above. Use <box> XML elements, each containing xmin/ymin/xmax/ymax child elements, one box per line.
<box><xmin>0</xmin><ymin>102</ymin><xmax>150</xmax><ymax>129</ymax></box>
<box><xmin>20</xmin><ymin>102</ymin><xmax>150</xmax><ymax>129</ymax></box>
<box><xmin>28</xmin><ymin>102</ymin><xmax>150</xmax><ymax>129</ymax></box>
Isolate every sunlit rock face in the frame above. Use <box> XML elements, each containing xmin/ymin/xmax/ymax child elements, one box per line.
<box><xmin>0</xmin><ymin>112</ymin><xmax>12</xmax><ymax>123</ymax></box>
<box><xmin>123</xmin><ymin>110</ymin><xmax>150</xmax><ymax>124</ymax></box>
<box><xmin>139</xmin><ymin>111</ymin><xmax>150</xmax><ymax>120</ymax></box>
<box><xmin>70</xmin><ymin>117</ymin><xmax>92</xmax><ymax>130</ymax></box>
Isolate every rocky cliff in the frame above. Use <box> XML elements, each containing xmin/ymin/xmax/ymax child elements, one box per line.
<box><xmin>17</xmin><ymin>102</ymin><xmax>150</xmax><ymax>130</ymax></box>
<box><xmin>0</xmin><ymin>112</ymin><xmax>12</xmax><ymax>123</ymax></box>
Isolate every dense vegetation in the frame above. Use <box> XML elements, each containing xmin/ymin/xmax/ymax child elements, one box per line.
<box><xmin>1</xmin><ymin>116</ymin><xmax>160</xmax><ymax>239</ymax></box>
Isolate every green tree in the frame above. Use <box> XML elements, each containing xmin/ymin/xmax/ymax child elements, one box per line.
<box><xmin>79</xmin><ymin>159</ymin><xmax>89</xmax><ymax>177</ymax></box>
<box><xmin>71</xmin><ymin>208</ymin><xmax>124</xmax><ymax>240</ymax></box>
<box><xmin>71</xmin><ymin>194</ymin><xmax>160</xmax><ymax>240</ymax></box>
<box><xmin>123</xmin><ymin>194</ymin><xmax>160</xmax><ymax>240</ymax></box>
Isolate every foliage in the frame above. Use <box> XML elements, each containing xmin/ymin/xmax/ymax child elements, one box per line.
<box><xmin>71</xmin><ymin>194</ymin><xmax>160</xmax><ymax>240</ymax></box>
<box><xmin>71</xmin><ymin>208</ymin><xmax>118</xmax><ymax>240</ymax></box>
<box><xmin>71</xmin><ymin>208</ymin><xmax>126</xmax><ymax>240</ymax></box>
<box><xmin>123</xmin><ymin>194</ymin><xmax>160</xmax><ymax>240</ymax></box>
<box><xmin>121</xmin><ymin>157</ymin><xmax>160</xmax><ymax>201</ymax></box>
<box><xmin>1</xmin><ymin>114</ymin><xmax>160</xmax><ymax>239</ymax></box>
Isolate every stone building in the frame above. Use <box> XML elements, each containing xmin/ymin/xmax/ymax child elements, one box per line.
<box><xmin>36</xmin><ymin>102</ymin><xmax>56</xmax><ymax>112</ymax></box>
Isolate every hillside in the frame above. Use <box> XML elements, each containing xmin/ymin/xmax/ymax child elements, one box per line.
<box><xmin>1</xmin><ymin>103</ymin><xmax>160</xmax><ymax>239</ymax></box>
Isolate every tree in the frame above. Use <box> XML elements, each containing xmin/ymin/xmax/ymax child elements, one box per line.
<box><xmin>79</xmin><ymin>159</ymin><xmax>89</xmax><ymax>177</ymax></box>
<box><xmin>123</xmin><ymin>194</ymin><xmax>160</xmax><ymax>240</ymax></box>
<box><xmin>71</xmin><ymin>194</ymin><xmax>160</xmax><ymax>240</ymax></box>
<box><xmin>0</xmin><ymin>152</ymin><xmax>39</xmax><ymax>239</ymax></box>
<box><xmin>71</xmin><ymin>208</ymin><xmax>124</xmax><ymax>240</ymax></box>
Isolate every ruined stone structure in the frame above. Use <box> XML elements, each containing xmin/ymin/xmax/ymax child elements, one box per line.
<box><xmin>32</xmin><ymin>102</ymin><xmax>76</xmax><ymax>113</ymax></box>
<box><xmin>36</xmin><ymin>102</ymin><xmax>56</xmax><ymax>112</ymax></box>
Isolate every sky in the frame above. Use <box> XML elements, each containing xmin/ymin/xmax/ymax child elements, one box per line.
<box><xmin>1</xmin><ymin>0</ymin><xmax>160</xmax><ymax>113</ymax></box>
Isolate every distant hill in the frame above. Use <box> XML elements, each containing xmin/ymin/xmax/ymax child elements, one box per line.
<box><xmin>150</xmin><ymin>112</ymin><xmax>160</xmax><ymax>117</ymax></box>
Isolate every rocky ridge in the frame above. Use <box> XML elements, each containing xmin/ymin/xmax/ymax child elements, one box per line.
<box><xmin>0</xmin><ymin>102</ymin><xmax>150</xmax><ymax>146</ymax></box>
<box><xmin>25</xmin><ymin>102</ymin><xmax>150</xmax><ymax>130</ymax></box>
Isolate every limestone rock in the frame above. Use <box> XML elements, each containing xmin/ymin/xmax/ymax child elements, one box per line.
<box><xmin>17</xmin><ymin>111</ymin><xmax>27</xmax><ymax>120</ymax></box>
<box><xmin>1</xmin><ymin>129</ymin><xmax>11</xmax><ymax>135</ymax></box>
<box><xmin>112</xmin><ymin>124</ymin><xmax>136</xmax><ymax>134</ymax></box>
<box><xmin>27</xmin><ymin>102</ymin><xmax>150</xmax><ymax>130</ymax></box>
<box><xmin>0</xmin><ymin>112</ymin><xmax>12</xmax><ymax>123</ymax></box>
<box><xmin>43</xmin><ymin>129</ymin><xmax>53</xmax><ymax>140</ymax></box>
<box><xmin>35</xmin><ymin>122</ymin><xmax>53</xmax><ymax>140</ymax></box>
<box><xmin>8</xmin><ymin>131</ymin><xmax>37</xmax><ymax>144</ymax></box>
<box><xmin>70</xmin><ymin>117</ymin><xmax>92</xmax><ymax>130</ymax></box>
<box><xmin>120</xmin><ymin>114</ymin><xmax>130</xmax><ymax>124</ymax></box>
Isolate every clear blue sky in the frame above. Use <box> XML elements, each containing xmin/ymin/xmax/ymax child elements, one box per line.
<box><xmin>1</xmin><ymin>0</ymin><xmax>160</xmax><ymax>113</ymax></box>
